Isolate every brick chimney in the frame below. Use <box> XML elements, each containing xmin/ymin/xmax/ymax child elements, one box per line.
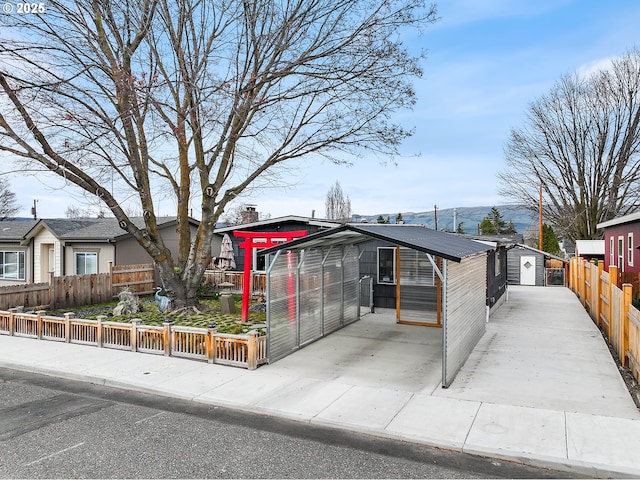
<box><xmin>241</xmin><ymin>205</ymin><xmax>259</xmax><ymax>224</ymax></box>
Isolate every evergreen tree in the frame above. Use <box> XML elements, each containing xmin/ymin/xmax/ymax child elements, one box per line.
<box><xmin>479</xmin><ymin>218</ymin><xmax>496</xmax><ymax>235</ymax></box>
<box><xmin>396</xmin><ymin>213</ymin><xmax>404</xmax><ymax>224</ymax></box>
<box><xmin>541</xmin><ymin>224</ymin><xmax>561</xmax><ymax>255</ymax></box>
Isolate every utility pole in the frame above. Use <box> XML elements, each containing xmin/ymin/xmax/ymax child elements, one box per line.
<box><xmin>434</xmin><ymin>204</ymin><xmax>438</xmax><ymax>230</ymax></box>
<box><xmin>539</xmin><ymin>184</ymin><xmax>543</xmax><ymax>251</ymax></box>
<box><xmin>31</xmin><ymin>199</ymin><xmax>38</xmax><ymax>220</ymax></box>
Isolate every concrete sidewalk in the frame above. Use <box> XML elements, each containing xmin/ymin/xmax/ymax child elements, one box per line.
<box><xmin>1</xmin><ymin>285</ymin><xmax>640</xmax><ymax>477</ymax></box>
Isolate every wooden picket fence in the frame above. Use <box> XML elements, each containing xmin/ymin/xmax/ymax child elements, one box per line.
<box><xmin>0</xmin><ymin>263</ymin><xmax>155</xmax><ymax>311</ymax></box>
<box><xmin>569</xmin><ymin>257</ymin><xmax>640</xmax><ymax>382</ymax></box>
<box><xmin>0</xmin><ymin>309</ymin><xmax>267</xmax><ymax>370</ymax></box>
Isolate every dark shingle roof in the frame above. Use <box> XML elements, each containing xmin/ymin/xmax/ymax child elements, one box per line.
<box><xmin>27</xmin><ymin>217</ymin><xmax>181</xmax><ymax>241</ymax></box>
<box><xmin>261</xmin><ymin>224</ymin><xmax>493</xmax><ymax>262</ymax></box>
<box><xmin>0</xmin><ymin>220</ymin><xmax>39</xmax><ymax>240</ymax></box>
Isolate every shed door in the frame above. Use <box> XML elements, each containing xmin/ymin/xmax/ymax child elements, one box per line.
<box><xmin>520</xmin><ymin>255</ymin><xmax>536</xmax><ymax>286</ymax></box>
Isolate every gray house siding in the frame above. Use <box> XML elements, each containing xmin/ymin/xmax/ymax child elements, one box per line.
<box><xmin>358</xmin><ymin>239</ymin><xmax>437</xmax><ymax>311</ymax></box>
<box><xmin>507</xmin><ymin>246</ymin><xmax>545</xmax><ymax>286</ymax></box>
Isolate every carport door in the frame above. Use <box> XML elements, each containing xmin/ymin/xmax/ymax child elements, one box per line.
<box><xmin>442</xmin><ymin>254</ymin><xmax>487</xmax><ymax>388</ymax></box>
<box><xmin>520</xmin><ymin>255</ymin><xmax>536</xmax><ymax>286</ymax></box>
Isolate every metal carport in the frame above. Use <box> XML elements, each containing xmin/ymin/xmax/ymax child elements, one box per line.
<box><xmin>262</xmin><ymin>224</ymin><xmax>493</xmax><ymax>387</ymax></box>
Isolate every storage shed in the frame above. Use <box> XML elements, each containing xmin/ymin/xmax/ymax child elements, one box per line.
<box><xmin>262</xmin><ymin>224</ymin><xmax>492</xmax><ymax>388</ymax></box>
<box><xmin>507</xmin><ymin>244</ymin><xmax>566</xmax><ymax>286</ymax></box>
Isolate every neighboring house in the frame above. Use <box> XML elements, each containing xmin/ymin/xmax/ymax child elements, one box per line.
<box><xmin>574</xmin><ymin>239</ymin><xmax>605</xmax><ymax>263</ymax></box>
<box><xmin>597</xmin><ymin>212</ymin><xmax>640</xmax><ymax>273</ymax></box>
<box><xmin>0</xmin><ymin>220</ymin><xmax>39</xmax><ymax>286</ymax></box>
<box><xmin>214</xmin><ymin>215</ymin><xmax>342</xmax><ymax>273</ymax></box>
<box><xmin>466</xmin><ymin>234</ymin><xmax>523</xmax><ymax>311</ymax></box>
<box><xmin>507</xmin><ymin>244</ymin><xmax>567</xmax><ymax>286</ymax></box>
<box><xmin>17</xmin><ymin>217</ymin><xmax>199</xmax><ymax>284</ymax></box>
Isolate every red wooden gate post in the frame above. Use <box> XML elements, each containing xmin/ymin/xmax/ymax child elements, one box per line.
<box><xmin>233</xmin><ymin>230</ymin><xmax>308</xmax><ymax>322</ymax></box>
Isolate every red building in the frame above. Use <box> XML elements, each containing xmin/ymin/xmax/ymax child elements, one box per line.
<box><xmin>597</xmin><ymin>212</ymin><xmax>640</xmax><ymax>273</ymax></box>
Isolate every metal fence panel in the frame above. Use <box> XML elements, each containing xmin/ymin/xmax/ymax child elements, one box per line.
<box><xmin>299</xmin><ymin>249</ymin><xmax>323</xmax><ymax>345</ymax></box>
<box><xmin>323</xmin><ymin>247</ymin><xmax>343</xmax><ymax>334</ymax></box>
<box><xmin>343</xmin><ymin>246</ymin><xmax>359</xmax><ymax>325</ymax></box>
<box><xmin>267</xmin><ymin>251</ymin><xmax>298</xmax><ymax>362</ymax></box>
<box><xmin>443</xmin><ymin>254</ymin><xmax>487</xmax><ymax>387</ymax></box>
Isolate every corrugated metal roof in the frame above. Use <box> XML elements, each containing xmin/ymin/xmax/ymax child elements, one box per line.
<box><xmin>261</xmin><ymin>224</ymin><xmax>492</xmax><ymax>262</ymax></box>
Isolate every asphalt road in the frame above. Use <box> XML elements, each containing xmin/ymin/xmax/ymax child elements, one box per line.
<box><xmin>0</xmin><ymin>369</ymin><xmax>578</xmax><ymax>479</ymax></box>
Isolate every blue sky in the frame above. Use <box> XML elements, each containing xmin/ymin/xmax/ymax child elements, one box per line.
<box><xmin>5</xmin><ymin>0</ymin><xmax>640</xmax><ymax>219</ymax></box>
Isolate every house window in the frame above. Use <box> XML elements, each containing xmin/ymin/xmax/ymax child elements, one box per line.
<box><xmin>378</xmin><ymin>247</ymin><xmax>396</xmax><ymax>284</ymax></box>
<box><xmin>494</xmin><ymin>250</ymin><xmax>502</xmax><ymax>277</ymax></box>
<box><xmin>75</xmin><ymin>252</ymin><xmax>97</xmax><ymax>275</ymax></box>
<box><xmin>610</xmin><ymin>237</ymin><xmax>615</xmax><ymax>267</ymax></box>
<box><xmin>618</xmin><ymin>237</ymin><xmax>624</xmax><ymax>272</ymax></box>
<box><xmin>0</xmin><ymin>251</ymin><xmax>25</xmax><ymax>280</ymax></box>
<box><xmin>399</xmin><ymin>248</ymin><xmax>435</xmax><ymax>286</ymax></box>
<box><xmin>628</xmin><ymin>233</ymin><xmax>634</xmax><ymax>267</ymax></box>
<box><xmin>377</xmin><ymin>247</ymin><xmax>434</xmax><ymax>286</ymax></box>
<box><xmin>253</xmin><ymin>238</ymin><xmax>287</xmax><ymax>271</ymax></box>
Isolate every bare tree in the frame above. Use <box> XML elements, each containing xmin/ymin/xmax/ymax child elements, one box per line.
<box><xmin>498</xmin><ymin>49</ymin><xmax>640</xmax><ymax>242</ymax></box>
<box><xmin>325</xmin><ymin>180</ymin><xmax>352</xmax><ymax>222</ymax></box>
<box><xmin>0</xmin><ymin>0</ymin><xmax>436</xmax><ymax>309</ymax></box>
<box><xmin>220</xmin><ymin>203</ymin><xmax>271</xmax><ymax>226</ymax></box>
<box><xmin>0</xmin><ymin>177</ymin><xmax>19</xmax><ymax>220</ymax></box>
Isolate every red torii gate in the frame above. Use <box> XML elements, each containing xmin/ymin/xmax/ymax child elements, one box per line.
<box><xmin>233</xmin><ymin>230</ymin><xmax>308</xmax><ymax>322</ymax></box>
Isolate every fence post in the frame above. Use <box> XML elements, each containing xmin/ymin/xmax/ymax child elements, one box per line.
<box><xmin>607</xmin><ymin>265</ymin><xmax>618</xmax><ymax>340</ymax></box>
<box><xmin>595</xmin><ymin>261</ymin><xmax>604</xmax><ymax>327</ymax></box>
<box><xmin>8</xmin><ymin>308</ymin><xmax>15</xmax><ymax>336</ymax></box>
<box><xmin>130</xmin><ymin>318</ymin><xmax>141</xmax><ymax>352</ymax></box>
<box><xmin>247</xmin><ymin>330</ymin><xmax>258</xmax><ymax>370</ymax></box>
<box><xmin>64</xmin><ymin>312</ymin><xmax>74</xmax><ymax>342</ymax></box>
<box><xmin>36</xmin><ymin>310</ymin><xmax>45</xmax><ymax>340</ymax></box>
<box><xmin>623</xmin><ymin>284</ymin><xmax>633</xmax><ymax>368</ymax></box>
<box><xmin>108</xmin><ymin>261</ymin><xmax>113</xmax><ymax>297</ymax></box>
<box><xmin>207</xmin><ymin>322</ymin><xmax>217</xmax><ymax>364</ymax></box>
<box><xmin>49</xmin><ymin>271</ymin><xmax>55</xmax><ymax>310</ymax></box>
<box><xmin>163</xmin><ymin>319</ymin><xmax>173</xmax><ymax>356</ymax></box>
<box><xmin>96</xmin><ymin>315</ymin><xmax>105</xmax><ymax>347</ymax></box>
<box><xmin>581</xmin><ymin>259</ymin><xmax>588</xmax><ymax>307</ymax></box>
<box><xmin>611</xmin><ymin>264</ymin><xmax>620</xmax><ymax>288</ymax></box>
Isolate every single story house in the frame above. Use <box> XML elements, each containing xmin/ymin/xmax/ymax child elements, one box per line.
<box><xmin>597</xmin><ymin>212</ymin><xmax>640</xmax><ymax>273</ymax></box>
<box><xmin>0</xmin><ymin>220</ymin><xmax>38</xmax><ymax>286</ymax></box>
<box><xmin>0</xmin><ymin>217</ymin><xmax>200</xmax><ymax>286</ymax></box>
<box><xmin>213</xmin><ymin>215</ymin><xmax>341</xmax><ymax>272</ymax></box>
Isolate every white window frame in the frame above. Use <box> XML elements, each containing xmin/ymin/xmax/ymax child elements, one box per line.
<box><xmin>0</xmin><ymin>250</ymin><xmax>25</xmax><ymax>280</ymax></box>
<box><xmin>75</xmin><ymin>251</ymin><xmax>98</xmax><ymax>275</ymax></box>
<box><xmin>610</xmin><ymin>236</ymin><xmax>615</xmax><ymax>267</ymax></box>
<box><xmin>494</xmin><ymin>250</ymin><xmax>502</xmax><ymax>277</ymax></box>
<box><xmin>252</xmin><ymin>238</ymin><xmax>287</xmax><ymax>272</ymax></box>
<box><xmin>628</xmin><ymin>233</ymin><xmax>634</xmax><ymax>267</ymax></box>
<box><xmin>618</xmin><ymin>236</ymin><xmax>624</xmax><ymax>272</ymax></box>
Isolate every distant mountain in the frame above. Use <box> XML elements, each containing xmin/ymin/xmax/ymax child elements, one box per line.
<box><xmin>352</xmin><ymin>205</ymin><xmax>537</xmax><ymax>235</ymax></box>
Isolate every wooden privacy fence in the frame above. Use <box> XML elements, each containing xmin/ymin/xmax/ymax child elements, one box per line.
<box><xmin>203</xmin><ymin>270</ymin><xmax>266</xmax><ymax>294</ymax></box>
<box><xmin>569</xmin><ymin>257</ymin><xmax>640</xmax><ymax>384</ymax></box>
<box><xmin>0</xmin><ymin>263</ymin><xmax>156</xmax><ymax>311</ymax></box>
<box><xmin>0</xmin><ymin>309</ymin><xmax>267</xmax><ymax>370</ymax></box>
